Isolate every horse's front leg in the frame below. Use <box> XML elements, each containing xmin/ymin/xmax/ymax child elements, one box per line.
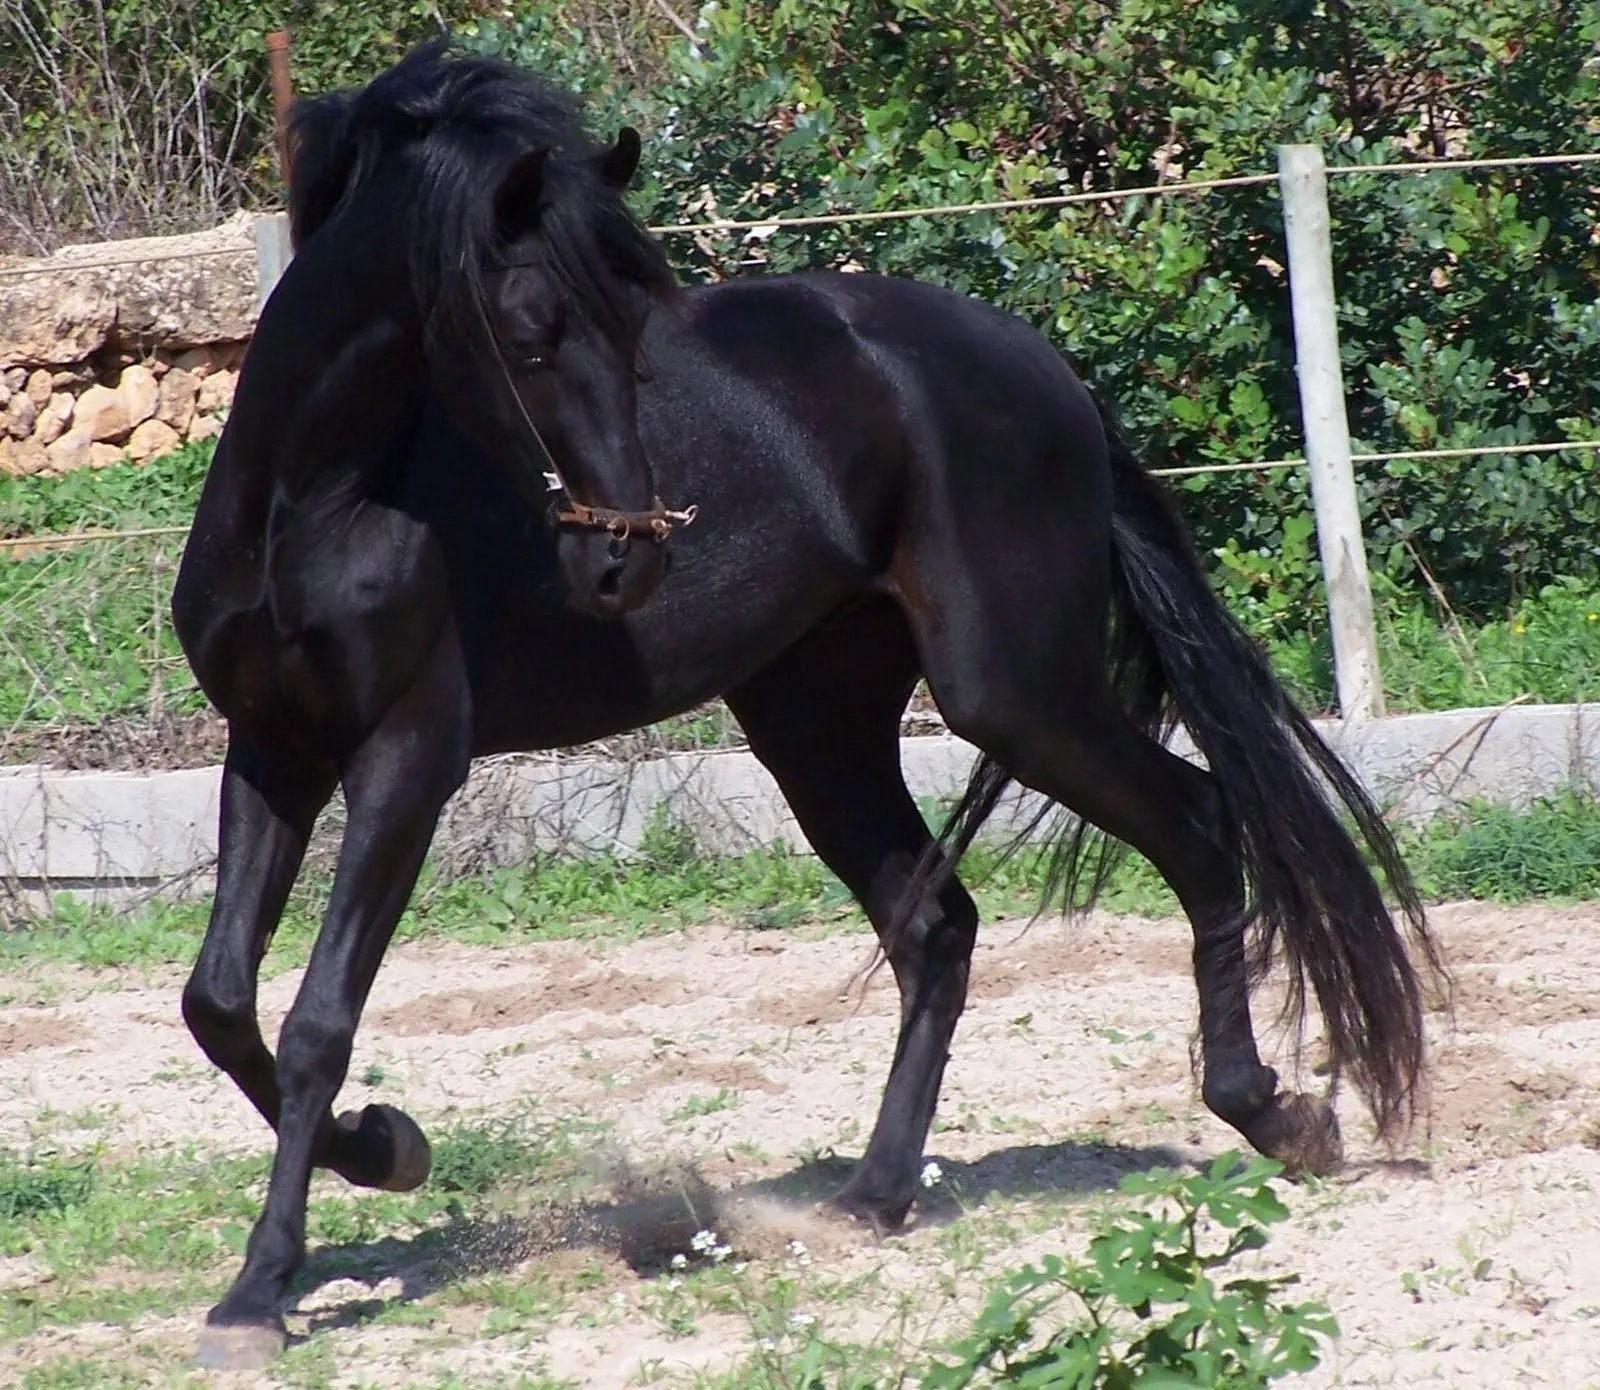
<box><xmin>196</xmin><ymin>640</ymin><xmax>470</xmax><ymax>1370</ymax></box>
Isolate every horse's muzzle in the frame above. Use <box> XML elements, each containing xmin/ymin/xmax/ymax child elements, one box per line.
<box><xmin>558</xmin><ymin>528</ymin><xmax>671</xmax><ymax>618</ymax></box>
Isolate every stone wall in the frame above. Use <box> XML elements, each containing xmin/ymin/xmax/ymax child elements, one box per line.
<box><xmin>0</xmin><ymin>212</ymin><xmax>260</xmax><ymax>478</ymax></box>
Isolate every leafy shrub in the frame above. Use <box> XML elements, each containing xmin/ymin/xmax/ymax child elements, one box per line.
<box><xmin>918</xmin><ymin>1153</ymin><xmax>1335</xmax><ymax>1388</ymax></box>
<box><xmin>5</xmin><ymin>0</ymin><xmax>1598</xmax><ymax>632</ymax></box>
<box><xmin>485</xmin><ymin>0</ymin><xmax>1600</xmax><ymax>625</ymax></box>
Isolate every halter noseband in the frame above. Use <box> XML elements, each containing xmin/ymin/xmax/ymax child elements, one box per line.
<box><xmin>551</xmin><ymin>490</ymin><xmax>700</xmax><ymax>541</ymax></box>
<box><xmin>488</xmin><ymin>307</ymin><xmax>698</xmax><ymax>545</ymax></box>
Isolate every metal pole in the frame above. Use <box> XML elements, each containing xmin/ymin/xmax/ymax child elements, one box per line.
<box><xmin>1277</xmin><ymin>143</ymin><xmax>1384</xmax><ymax>721</ymax></box>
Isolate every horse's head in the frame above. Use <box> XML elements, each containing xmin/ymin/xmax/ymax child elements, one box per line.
<box><xmin>480</xmin><ymin>126</ymin><xmax>686</xmax><ymax>616</ymax></box>
<box><xmin>287</xmin><ymin>42</ymin><xmax>682</xmax><ymax>619</ymax></box>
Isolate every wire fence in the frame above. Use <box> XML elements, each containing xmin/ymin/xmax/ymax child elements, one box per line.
<box><xmin>6</xmin><ymin>149</ymin><xmax>1597</xmax><ymax>278</ymax></box>
<box><xmin>4</xmin><ymin>145</ymin><xmax>1599</xmax><ymax>750</ymax></box>
<box><xmin>0</xmin><ymin>531</ymin><xmax>203</xmax><ymax>762</ymax></box>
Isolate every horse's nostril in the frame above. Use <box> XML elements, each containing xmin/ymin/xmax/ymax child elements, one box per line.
<box><xmin>598</xmin><ymin>565</ymin><xmax>625</xmax><ymax>598</ymax></box>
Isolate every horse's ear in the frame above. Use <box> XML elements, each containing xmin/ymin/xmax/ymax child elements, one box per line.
<box><xmin>286</xmin><ymin>92</ymin><xmax>357</xmax><ymax>249</ymax></box>
<box><xmin>494</xmin><ymin>147</ymin><xmax>549</xmax><ymax>235</ymax></box>
<box><xmin>596</xmin><ymin>126</ymin><xmax>641</xmax><ymax>190</ymax></box>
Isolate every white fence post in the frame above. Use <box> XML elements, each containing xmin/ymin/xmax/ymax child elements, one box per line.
<box><xmin>1277</xmin><ymin>144</ymin><xmax>1384</xmax><ymax>721</ymax></box>
<box><xmin>253</xmin><ymin>212</ymin><xmax>293</xmax><ymax>312</ymax></box>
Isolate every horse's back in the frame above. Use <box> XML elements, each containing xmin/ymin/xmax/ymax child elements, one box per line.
<box><xmin>688</xmin><ymin>270</ymin><xmax>1106</xmax><ymax>479</ymax></box>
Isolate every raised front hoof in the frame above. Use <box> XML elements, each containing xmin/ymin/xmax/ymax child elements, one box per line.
<box><xmin>1249</xmin><ymin>1092</ymin><xmax>1345</xmax><ymax>1177</ymax></box>
<box><xmin>823</xmin><ymin>1177</ymin><xmax>914</xmax><ymax>1238</ymax></box>
<box><xmin>330</xmin><ymin>1103</ymin><xmax>432</xmax><ymax>1192</ymax></box>
<box><xmin>193</xmin><ymin>1320</ymin><xmax>288</xmax><ymax>1371</ymax></box>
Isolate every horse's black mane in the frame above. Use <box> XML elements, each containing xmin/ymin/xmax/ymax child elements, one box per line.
<box><xmin>286</xmin><ymin>38</ymin><xmax>675</xmax><ymax>348</ymax></box>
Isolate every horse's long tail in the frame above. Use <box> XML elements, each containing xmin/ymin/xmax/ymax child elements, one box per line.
<box><xmin>923</xmin><ymin>397</ymin><xmax>1444</xmax><ymax>1138</ymax></box>
<box><xmin>1100</xmin><ymin>400</ymin><xmax>1442</xmax><ymax>1135</ymax></box>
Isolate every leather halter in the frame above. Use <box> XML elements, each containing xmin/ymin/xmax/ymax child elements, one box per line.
<box><xmin>488</xmin><ymin>313</ymin><xmax>697</xmax><ymax>544</ymax></box>
<box><xmin>552</xmin><ymin>492</ymin><xmax>700</xmax><ymax>541</ymax></box>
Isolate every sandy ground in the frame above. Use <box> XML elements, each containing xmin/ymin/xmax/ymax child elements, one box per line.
<box><xmin>2</xmin><ymin>901</ymin><xmax>1599</xmax><ymax>1387</ymax></box>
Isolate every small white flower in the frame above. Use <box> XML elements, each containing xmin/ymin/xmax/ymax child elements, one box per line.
<box><xmin>786</xmin><ymin>1239</ymin><xmax>808</xmax><ymax>1257</ymax></box>
<box><xmin>690</xmin><ymin>1228</ymin><xmax>719</xmax><ymax>1254</ymax></box>
<box><xmin>789</xmin><ymin>1312</ymin><xmax>817</xmax><ymax>1329</ymax></box>
<box><xmin>670</xmin><ymin>1252</ymin><xmax>688</xmax><ymax>1270</ymax></box>
<box><xmin>920</xmin><ymin>1161</ymin><xmax>944</xmax><ymax>1188</ymax></box>
<box><xmin>610</xmin><ymin>1291</ymin><xmax>627</xmax><ymax>1307</ymax></box>
<box><xmin>712</xmin><ymin>1242</ymin><xmax>732</xmax><ymax>1264</ymax></box>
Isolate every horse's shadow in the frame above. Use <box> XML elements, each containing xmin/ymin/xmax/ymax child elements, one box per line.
<box><xmin>290</xmin><ymin>1134</ymin><xmax>1189</xmax><ymax>1335</ymax></box>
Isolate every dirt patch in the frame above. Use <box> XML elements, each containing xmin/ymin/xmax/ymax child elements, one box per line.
<box><xmin>1441</xmin><ymin>968</ymin><xmax>1599</xmax><ymax>1032</ymax></box>
<box><xmin>742</xmin><ymin>977</ymin><xmax>891</xmax><ymax>1029</ymax></box>
<box><xmin>368</xmin><ymin>968</ymin><xmax>692</xmax><ymax>1037</ymax></box>
<box><xmin>0</xmin><ymin>709</ymin><xmax>229</xmax><ymax>770</ymax></box>
<box><xmin>598</xmin><ymin>1054</ymin><xmax>783</xmax><ymax>1101</ymax></box>
<box><xmin>0</xmin><ymin>1010</ymin><xmax>87</xmax><ymax>1052</ymax></box>
<box><xmin>3</xmin><ymin>902</ymin><xmax>1600</xmax><ymax>1388</ymax></box>
<box><xmin>1424</xmin><ymin>1038</ymin><xmax>1592</xmax><ymax>1160</ymax></box>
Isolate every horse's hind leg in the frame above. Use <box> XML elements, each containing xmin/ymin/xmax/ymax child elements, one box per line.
<box><xmin>197</xmin><ymin>636</ymin><xmax>470</xmax><ymax>1367</ymax></box>
<box><xmin>923</xmin><ymin>632</ymin><xmax>1342</xmax><ymax>1175</ymax></box>
<box><xmin>726</xmin><ymin>598</ymin><xmax>977</xmax><ymax>1233</ymax></box>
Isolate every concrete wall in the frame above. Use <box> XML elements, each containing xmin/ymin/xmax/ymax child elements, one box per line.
<box><xmin>2</xmin><ymin>701</ymin><xmax>1596</xmax><ymax>897</ymax></box>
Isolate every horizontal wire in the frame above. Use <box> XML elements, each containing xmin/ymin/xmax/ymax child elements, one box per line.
<box><xmin>1154</xmin><ymin>438</ymin><xmax>1600</xmax><ymax>478</ymax></box>
<box><xmin>6</xmin><ymin>442</ymin><xmax>1594</xmax><ymax>547</ymax></box>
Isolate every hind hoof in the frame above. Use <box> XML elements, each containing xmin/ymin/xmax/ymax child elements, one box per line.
<box><xmin>193</xmin><ymin>1321</ymin><xmax>288</xmax><ymax>1370</ymax></box>
<box><xmin>823</xmin><ymin>1176</ymin><xmax>913</xmax><ymax>1238</ymax></box>
<box><xmin>1254</xmin><ymin>1092</ymin><xmax>1344</xmax><ymax>1177</ymax></box>
<box><xmin>332</xmin><ymin>1103</ymin><xmax>432</xmax><ymax>1192</ymax></box>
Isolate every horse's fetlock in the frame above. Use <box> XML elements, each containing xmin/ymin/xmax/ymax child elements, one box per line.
<box><xmin>1202</xmin><ymin>1060</ymin><xmax>1278</xmax><ymax>1126</ymax></box>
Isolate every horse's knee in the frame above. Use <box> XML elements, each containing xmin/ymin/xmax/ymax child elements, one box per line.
<box><xmin>274</xmin><ymin>1008</ymin><xmax>355</xmax><ymax>1098</ymax></box>
<box><xmin>182</xmin><ymin>963</ymin><xmax>258</xmax><ymax>1067</ymax></box>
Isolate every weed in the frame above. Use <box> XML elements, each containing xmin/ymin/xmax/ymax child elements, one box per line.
<box><xmin>0</xmin><ymin>1149</ymin><xmax>97</xmax><ymax>1223</ymax></box>
<box><xmin>428</xmin><ymin>1113</ymin><xmax>583</xmax><ymax>1198</ymax></box>
<box><xmin>671</xmin><ymin>1089</ymin><xmax>740</xmax><ymax>1122</ymax></box>
<box><xmin>916</xmin><ymin>1153</ymin><xmax>1335</xmax><ymax>1388</ymax></box>
<box><xmin>1400</xmin><ymin>793</ymin><xmax>1600</xmax><ymax>901</ymax></box>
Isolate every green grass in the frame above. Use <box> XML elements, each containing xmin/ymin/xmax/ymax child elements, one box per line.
<box><xmin>0</xmin><ymin>442</ymin><xmax>214</xmax><ymax>539</ymax></box>
<box><xmin>0</xmin><ymin>444</ymin><xmax>216</xmax><ymax>729</ymax></box>
<box><xmin>1268</xmin><ymin>578</ymin><xmax>1600</xmax><ymax>714</ymax></box>
<box><xmin>0</xmin><ymin>1111</ymin><xmax>594</xmax><ymax>1342</ymax></box>
<box><xmin>3</xmin><ymin>793</ymin><xmax>1597</xmax><ymax>976</ymax></box>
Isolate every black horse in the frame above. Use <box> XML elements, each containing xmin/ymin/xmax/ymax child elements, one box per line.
<box><xmin>172</xmin><ymin>43</ymin><xmax>1441</xmax><ymax>1366</ymax></box>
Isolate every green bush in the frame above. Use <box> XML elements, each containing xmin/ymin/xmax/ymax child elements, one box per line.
<box><xmin>5</xmin><ymin>1</ymin><xmax>1597</xmax><ymax>638</ymax></box>
<box><xmin>481</xmin><ymin>0</ymin><xmax>1600</xmax><ymax>626</ymax></box>
<box><xmin>918</xmin><ymin>1153</ymin><xmax>1335</xmax><ymax>1388</ymax></box>
<box><xmin>1403</xmin><ymin>793</ymin><xmax>1600</xmax><ymax>901</ymax></box>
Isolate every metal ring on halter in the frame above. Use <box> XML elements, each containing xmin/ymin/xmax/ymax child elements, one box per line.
<box><xmin>553</xmin><ymin>495</ymin><xmax>700</xmax><ymax>542</ymax></box>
